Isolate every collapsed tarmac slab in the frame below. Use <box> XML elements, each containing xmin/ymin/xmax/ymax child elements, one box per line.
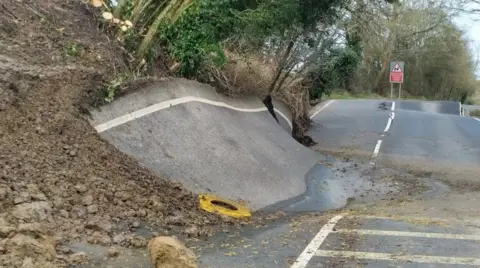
<box><xmin>89</xmin><ymin>78</ymin><xmax>397</xmax><ymax>212</ymax></box>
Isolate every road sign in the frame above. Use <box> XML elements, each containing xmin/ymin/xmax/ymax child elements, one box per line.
<box><xmin>389</xmin><ymin>61</ymin><xmax>404</xmax><ymax>83</ymax></box>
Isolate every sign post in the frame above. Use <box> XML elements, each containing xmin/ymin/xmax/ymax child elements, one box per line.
<box><xmin>389</xmin><ymin>61</ymin><xmax>404</xmax><ymax>99</ymax></box>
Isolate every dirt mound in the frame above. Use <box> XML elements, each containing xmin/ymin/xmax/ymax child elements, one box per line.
<box><xmin>0</xmin><ymin>1</ymin><xmax>226</xmax><ymax>267</ymax></box>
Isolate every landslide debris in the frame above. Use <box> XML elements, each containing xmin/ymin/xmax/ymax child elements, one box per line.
<box><xmin>0</xmin><ymin>1</ymin><xmax>226</xmax><ymax>267</ymax></box>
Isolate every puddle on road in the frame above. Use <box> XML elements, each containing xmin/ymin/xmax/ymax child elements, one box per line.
<box><xmin>259</xmin><ymin>156</ymin><xmax>449</xmax><ymax>215</ymax></box>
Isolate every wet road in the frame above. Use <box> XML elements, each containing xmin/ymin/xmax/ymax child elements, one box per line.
<box><xmin>197</xmin><ymin>99</ymin><xmax>480</xmax><ymax>268</ymax></box>
<box><xmin>83</xmin><ymin>97</ymin><xmax>480</xmax><ymax>268</ymax></box>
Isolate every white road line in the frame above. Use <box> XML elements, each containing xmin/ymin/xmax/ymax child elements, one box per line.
<box><xmin>310</xmin><ymin>100</ymin><xmax>334</xmax><ymax>119</ymax></box>
<box><xmin>290</xmin><ymin>214</ymin><xmax>344</xmax><ymax>268</ymax></box>
<box><xmin>316</xmin><ymin>250</ymin><xmax>480</xmax><ymax>265</ymax></box>
<box><xmin>348</xmin><ymin>214</ymin><xmax>480</xmax><ymax>226</ymax></box>
<box><xmin>391</xmin><ymin>101</ymin><xmax>395</xmax><ymax>111</ymax></box>
<box><xmin>333</xmin><ymin>229</ymin><xmax>480</xmax><ymax>241</ymax></box>
<box><xmin>94</xmin><ymin>96</ymin><xmax>292</xmax><ymax>132</ymax></box>
<box><xmin>383</xmin><ymin>112</ymin><xmax>395</xmax><ymax>133</ymax></box>
<box><xmin>474</xmin><ymin>117</ymin><xmax>480</xmax><ymax>122</ymax></box>
<box><xmin>370</xmin><ymin>140</ymin><xmax>382</xmax><ymax>165</ymax></box>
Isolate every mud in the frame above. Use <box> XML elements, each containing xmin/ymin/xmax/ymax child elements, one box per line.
<box><xmin>0</xmin><ymin>1</ymin><xmax>228</xmax><ymax>267</ymax></box>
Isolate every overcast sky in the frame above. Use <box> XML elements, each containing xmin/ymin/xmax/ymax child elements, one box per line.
<box><xmin>452</xmin><ymin>4</ymin><xmax>480</xmax><ymax>77</ymax></box>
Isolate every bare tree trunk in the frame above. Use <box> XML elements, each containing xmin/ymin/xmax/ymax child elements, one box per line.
<box><xmin>267</xmin><ymin>39</ymin><xmax>295</xmax><ymax>95</ymax></box>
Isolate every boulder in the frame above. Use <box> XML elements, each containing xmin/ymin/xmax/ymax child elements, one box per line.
<box><xmin>11</xmin><ymin>201</ymin><xmax>52</xmax><ymax>222</ymax></box>
<box><xmin>5</xmin><ymin>234</ymin><xmax>56</xmax><ymax>261</ymax></box>
<box><xmin>148</xmin><ymin>236</ymin><xmax>197</xmax><ymax>268</ymax></box>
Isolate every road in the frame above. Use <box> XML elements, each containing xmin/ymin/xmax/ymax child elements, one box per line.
<box><xmin>84</xmin><ymin>94</ymin><xmax>480</xmax><ymax>268</ymax></box>
<box><xmin>195</xmin><ymin>99</ymin><xmax>480</xmax><ymax>268</ymax></box>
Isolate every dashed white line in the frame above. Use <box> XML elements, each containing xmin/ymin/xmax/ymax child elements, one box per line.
<box><xmin>383</xmin><ymin>112</ymin><xmax>395</xmax><ymax>133</ymax></box>
<box><xmin>94</xmin><ymin>96</ymin><xmax>293</xmax><ymax>132</ymax></box>
<box><xmin>310</xmin><ymin>100</ymin><xmax>334</xmax><ymax>119</ymax></box>
<box><xmin>370</xmin><ymin>140</ymin><xmax>383</xmax><ymax>165</ymax></box>
<box><xmin>333</xmin><ymin>229</ymin><xmax>480</xmax><ymax>241</ymax></box>
<box><xmin>290</xmin><ymin>214</ymin><xmax>344</xmax><ymax>268</ymax></box>
<box><xmin>316</xmin><ymin>250</ymin><xmax>480</xmax><ymax>265</ymax></box>
<box><xmin>373</xmin><ymin>101</ymin><xmax>395</xmax><ymax>163</ymax></box>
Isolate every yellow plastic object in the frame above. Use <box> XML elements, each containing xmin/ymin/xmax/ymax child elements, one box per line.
<box><xmin>199</xmin><ymin>194</ymin><xmax>251</xmax><ymax>219</ymax></box>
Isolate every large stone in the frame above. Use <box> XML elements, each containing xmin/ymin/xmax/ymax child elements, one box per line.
<box><xmin>11</xmin><ymin>201</ymin><xmax>52</xmax><ymax>222</ymax></box>
<box><xmin>6</xmin><ymin>234</ymin><xmax>56</xmax><ymax>261</ymax></box>
<box><xmin>148</xmin><ymin>236</ymin><xmax>197</xmax><ymax>268</ymax></box>
<box><xmin>0</xmin><ymin>225</ymin><xmax>15</xmax><ymax>238</ymax></box>
<box><xmin>82</xmin><ymin>195</ymin><xmax>93</xmax><ymax>206</ymax></box>
<box><xmin>70</xmin><ymin>252</ymin><xmax>88</xmax><ymax>264</ymax></box>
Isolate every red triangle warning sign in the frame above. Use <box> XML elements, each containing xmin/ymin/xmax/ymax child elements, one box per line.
<box><xmin>392</xmin><ymin>63</ymin><xmax>402</xmax><ymax>73</ymax></box>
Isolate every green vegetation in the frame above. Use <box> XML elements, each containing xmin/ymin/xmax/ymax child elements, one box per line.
<box><xmin>64</xmin><ymin>42</ymin><xmax>80</xmax><ymax>57</ymax></box>
<box><xmin>89</xmin><ymin>0</ymin><xmax>480</xmax><ymax>120</ymax></box>
<box><xmin>470</xmin><ymin>109</ymin><xmax>480</xmax><ymax>117</ymax></box>
<box><xmin>327</xmin><ymin>91</ymin><xmax>381</xmax><ymax>100</ymax></box>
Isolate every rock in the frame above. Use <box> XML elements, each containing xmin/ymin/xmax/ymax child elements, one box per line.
<box><xmin>52</xmin><ymin>197</ymin><xmax>64</xmax><ymax>209</ymax></box>
<box><xmin>71</xmin><ymin>206</ymin><xmax>86</xmax><ymax>219</ymax></box>
<box><xmin>114</xmin><ymin>191</ymin><xmax>130</xmax><ymax>201</ymax></box>
<box><xmin>112</xmin><ymin>234</ymin><xmax>125</xmax><ymax>244</ymax></box>
<box><xmin>165</xmin><ymin>215</ymin><xmax>183</xmax><ymax>225</ymax></box>
<box><xmin>0</xmin><ymin>239</ymin><xmax>6</xmax><ymax>253</ymax></box>
<box><xmin>21</xmin><ymin>257</ymin><xmax>34</xmax><ymax>268</ymax></box>
<box><xmin>137</xmin><ymin>209</ymin><xmax>147</xmax><ymax>217</ymax></box>
<box><xmin>87</xmin><ymin>231</ymin><xmax>111</xmax><ymax>245</ymax></box>
<box><xmin>70</xmin><ymin>252</ymin><xmax>88</xmax><ymax>264</ymax></box>
<box><xmin>85</xmin><ymin>220</ymin><xmax>112</xmax><ymax>233</ymax></box>
<box><xmin>35</xmin><ymin>126</ymin><xmax>46</xmax><ymax>135</ymax></box>
<box><xmin>0</xmin><ymin>225</ymin><xmax>15</xmax><ymax>238</ymax></box>
<box><xmin>13</xmin><ymin>192</ymin><xmax>31</xmax><ymax>205</ymax></box>
<box><xmin>17</xmin><ymin>223</ymin><xmax>46</xmax><ymax>236</ymax></box>
<box><xmin>184</xmin><ymin>226</ymin><xmax>199</xmax><ymax>237</ymax></box>
<box><xmin>127</xmin><ymin>235</ymin><xmax>147</xmax><ymax>248</ymax></box>
<box><xmin>59</xmin><ymin>209</ymin><xmax>69</xmax><ymax>218</ymax></box>
<box><xmin>56</xmin><ymin>245</ymin><xmax>73</xmax><ymax>254</ymax></box>
<box><xmin>14</xmin><ymin>197</ymin><xmax>26</xmax><ymax>205</ymax></box>
<box><xmin>6</xmin><ymin>234</ymin><xmax>56</xmax><ymax>261</ymax></box>
<box><xmin>17</xmin><ymin>223</ymin><xmax>44</xmax><ymax>235</ymax></box>
<box><xmin>107</xmin><ymin>247</ymin><xmax>119</xmax><ymax>257</ymax></box>
<box><xmin>148</xmin><ymin>197</ymin><xmax>164</xmax><ymax>210</ymax></box>
<box><xmin>11</xmin><ymin>201</ymin><xmax>52</xmax><ymax>222</ymax></box>
<box><xmin>82</xmin><ymin>195</ymin><xmax>93</xmax><ymax>206</ymax></box>
<box><xmin>87</xmin><ymin>205</ymin><xmax>98</xmax><ymax>214</ymax></box>
<box><xmin>0</xmin><ymin>189</ymin><xmax>8</xmax><ymax>200</ymax></box>
<box><xmin>131</xmin><ymin>221</ymin><xmax>140</xmax><ymax>228</ymax></box>
<box><xmin>74</xmin><ymin>184</ymin><xmax>87</xmax><ymax>193</ymax></box>
<box><xmin>148</xmin><ymin>236</ymin><xmax>198</xmax><ymax>268</ymax></box>
<box><xmin>31</xmin><ymin>193</ymin><xmax>47</xmax><ymax>201</ymax></box>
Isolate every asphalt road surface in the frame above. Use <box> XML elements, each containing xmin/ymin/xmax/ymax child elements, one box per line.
<box><xmin>86</xmin><ymin>94</ymin><xmax>480</xmax><ymax>268</ymax></box>
<box><xmin>195</xmin><ymin>99</ymin><xmax>480</xmax><ymax>268</ymax></box>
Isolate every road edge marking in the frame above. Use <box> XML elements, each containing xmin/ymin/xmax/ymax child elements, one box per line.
<box><xmin>348</xmin><ymin>214</ymin><xmax>480</xmax><ymax>226</ymax></box>
<box><xmin>290</xmin><ymin>214</ymin><xmax>344</xmax><ymax>268</ymax></box>
<box><xmin>93</xmin><ymin>96</ymin><xmax>293</xmax><ymax>132</ymax></box>
<box><xmin>370</xmin><ymin>140</ymin><xmax>383</xmax><ymax>165</ymax></box>
<box><xmin>310</xmin><ymin>100</ymin><xmax>334</xmax><ymax>119</ymax></box>
<box><xmin>383</xmin><ymin>112</ymin><xmax>395</xmax><ymax>133</ymax></box>
<box><xmin>316</xmin><ymin>250</ymin><xmax>480</xmax><ymax>265</ymax></box>
<box><xmin>333</xmin><ymin>229</ymin><xmax>480</xmax><ymax>241</ymax></box>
